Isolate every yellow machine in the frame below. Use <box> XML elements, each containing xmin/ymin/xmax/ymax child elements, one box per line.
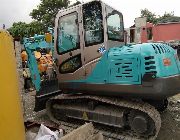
<box><xmin>0</xmin><ymin>30</ymin><xmax>25</xmax><ymax>140</ymax></box>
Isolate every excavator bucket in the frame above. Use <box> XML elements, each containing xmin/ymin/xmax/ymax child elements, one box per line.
<box><xmin>34</xmin><ymin>79</ymin><xmax>60</xmax><ymax>111</ymax></box>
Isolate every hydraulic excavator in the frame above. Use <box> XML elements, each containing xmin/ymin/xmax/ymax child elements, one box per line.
<box><xmin>31</xmin><ymin>0</ymin><xmax>180</xmax><ymax>139</ymax></box>
<box><xmin>22</xmin><ymin>28</ymin><xmax>59</xmax><ymax>94</ymax></box>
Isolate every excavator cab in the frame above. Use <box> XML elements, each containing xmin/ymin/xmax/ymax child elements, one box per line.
<box><xmin>54</xmin><ymin>0</ymin><xmax>124</xmax><ymax>88</ymax></box>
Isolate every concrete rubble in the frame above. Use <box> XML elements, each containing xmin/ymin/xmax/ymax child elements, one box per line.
<box><xmin>60</xmin><ymin>123</ymin><xmax>104</xmax><ymax>140</ymax></box>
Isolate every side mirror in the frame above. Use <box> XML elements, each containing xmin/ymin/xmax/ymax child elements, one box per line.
<box><xmin>45</xmin><ymin>33</ymin><xmax>52</xmax><ymax>43</ymax></box>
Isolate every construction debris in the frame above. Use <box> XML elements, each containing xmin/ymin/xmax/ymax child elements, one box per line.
<box><xmin>60</xmin><ymin>123</ymin><xmax>104</xmax><ymax>140</ymax></box>
<box><xmin>26</xmin><ymin>123</ymin><xmax>103</xmax><ymax>140</ymax></box>
<box><xmin>34</xmin><ymin>124</ymin><xmax>63</xmax><ymax>140</ymax></box>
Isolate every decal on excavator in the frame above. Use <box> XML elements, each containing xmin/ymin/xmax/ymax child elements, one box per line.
<box><xmin>82</xmin><ymin>112</ymin><xmax>89</xmax><ymax>120</ymax></box>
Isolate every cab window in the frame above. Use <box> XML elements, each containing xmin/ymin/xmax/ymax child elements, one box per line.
<box><xmin>83</xmin><ymin>1</ymin><xmax>103</xmax><ymax>46</ymax></box>
<box><xmin>57</xmin><ymin>12</ymin><xmax>79</xmax><ymax>54</ymax></box>
<box><xmin>59</xmin><ymin>55</ymin><xmax>82</xmax><ymax>74</ymax></box>
<box><xmin>106</xmin><ymin>6</ymin><xmax>124</xmax><ymax>41</ymax></box>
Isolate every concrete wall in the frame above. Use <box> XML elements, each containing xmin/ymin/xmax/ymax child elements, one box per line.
<box><xmin>134</xmin><ymin>17</ymin><xmax>147</xmax><ymax>43</ymax></box>
<box><xmin>125</xmin><ymin>28</ymin><xmax>131</xmax><ymax>43</ymax></box>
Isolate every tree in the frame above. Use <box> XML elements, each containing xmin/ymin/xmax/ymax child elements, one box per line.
<box><xmin>69</xmin><ymin>0</ymin><xmax>81</xmax><ymax>7</ymax></box>
<box><xmin>27</xmin><ymin>21</ymin><xmax>46</xmax><ymax>36</ymax></box>
<box><xmin>140</xmin><ymin>9</ymin><xmax>180</xmax><ymax>24</ymax></box>
<box><xmin>30</xmin><ymin>0</ymin><xmax>70</xmax><ymax>27</ymax></box>
<box><xmin>140</xmin><ymin>8</ymin><xmax>157</xmax><ymax>24</ymax></box>
<box><xmin>8</xmin><ymin>21</ymin><xmax>46</xmax><ymax>41</ymax></box>
<box><xmin>157</xmin><ymin>12</ymin><xmax>180</xmax><ymax>23</ymax></box>
<box><xmin>8</xmin><ymin>22</ymin><xmax>28</xmax><ymax>41</ymax></box>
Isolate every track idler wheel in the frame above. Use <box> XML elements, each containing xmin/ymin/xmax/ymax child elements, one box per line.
<box><xmin>128</xmin><ymin>110</ymin><xmax>155</xmax><ymax>137</ymax></box>
<box><xmin>155</xmin><ymin>99</ymin><xmax>168</xmax><ymax>112</ymax></box>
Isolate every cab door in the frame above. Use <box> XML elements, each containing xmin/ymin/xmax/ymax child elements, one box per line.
<box><xmin>82</xmin><ymin>1</ymin><xmax>105</xmax><ymax>64</ymax></box>
<box><xmin>54</xmin><ymin>7</ymin><xmax>85</xmax><ymax>82</ymax></box>
<box><xmin>81</xmin><ymin>1</ymin><xmax>105</xmax><ymax>77</ymax></box>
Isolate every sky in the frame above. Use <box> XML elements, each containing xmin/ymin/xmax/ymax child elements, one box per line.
<box><xmin>0</xmin><ymin>0</ymin><xmax>180</xmax><ymax>29</ymax></box>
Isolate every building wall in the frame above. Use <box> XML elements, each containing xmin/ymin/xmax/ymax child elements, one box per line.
<box><xmin>128</xmin><ymin>20</ymin><xmax>180</xmax><ymax>43</ymax></box>
<box><xmin>153</xmin><ymin>23</ymin><xmax>180</xmax><ymax>42</ymax></box>
<box><xmin>134</xmin><ymin>17</ymin><xmax>147</xmax><ymax>43</ymax></box>
<box><xmin>141</xmin><ymin>23</ymin><xmax>153</xmax><ymax>43</ymax></box>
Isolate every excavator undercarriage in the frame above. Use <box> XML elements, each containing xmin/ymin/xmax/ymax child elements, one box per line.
<box><xmin>46</xmin><ymin>94</ymin><xmax>161</xmax><ymax>139</ymax></box>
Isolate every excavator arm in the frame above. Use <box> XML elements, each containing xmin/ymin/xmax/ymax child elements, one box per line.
<box><xmin>23</xmin><ymin>38</ymin><xmax>42</xmax><ymax>91</ymax></box>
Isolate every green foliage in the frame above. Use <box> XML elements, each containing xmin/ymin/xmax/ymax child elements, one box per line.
<box><xmin>140</xmin><ymin>8</ymin><xmax>157</xmax><ymax>24</ymax></box>
<box><xmin>69</xmin><ymin>0</ymin><xmax>81</xmax><ymax>7</ymax></box>
<box><xmin>28</xmin><ymin>21</ymin><xmax>46</xmax><ymax>35</ymax></box>
<box><xmin>30</xmin><ymin>0</ymin><xmax>70</xmax><ymax>27</ymax></box>
<box><xmin>8</xmin><ymin>21</ymin><xmax>46</xmax><ymax>41</ymax></box>
<box><xmin>140</xmin><ymin>9</ymin><xmax>180</xmax><ymax>24</ymax></box>
<box><xmin>157</xmin><ymin>12</ymin><xmax>180</xmax><ymax>23</ymax></box>
<box><xmin>8</xmin><ymin>22</ymin><xmax>27</xmax><ymax>40</ymax></box>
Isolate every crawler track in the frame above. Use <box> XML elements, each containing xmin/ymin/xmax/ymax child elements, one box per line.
<box><xmin>46</xmin><ymin>94</ymin><xmax>161</xmax><ymax>140</ymax></box>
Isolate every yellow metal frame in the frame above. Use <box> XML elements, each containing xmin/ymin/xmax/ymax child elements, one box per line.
<box><xmin>0</xmin><ymin>30</ymin><xmax>25</xmax><ymax>140</ymax></box>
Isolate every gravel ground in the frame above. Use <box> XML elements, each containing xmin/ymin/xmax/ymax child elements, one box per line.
<box><xmin>157</xmin><ymin>94</ymin><xmax>180</xmax><ymax>140</ymax></box>
<box><xmin>22</xmin><ymin>92</ymin><xmax>180</xmax><ymax>140</ymax></box>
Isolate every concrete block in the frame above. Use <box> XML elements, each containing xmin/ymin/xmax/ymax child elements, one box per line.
<box><xmin>60</xmin><ymin>123</ymin><xmax>104</xmax><ymax>140</ymax></box>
